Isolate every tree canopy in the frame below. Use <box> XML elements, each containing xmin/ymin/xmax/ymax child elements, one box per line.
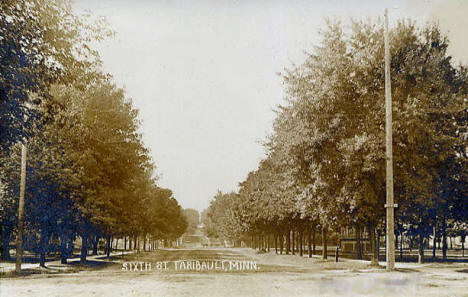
<box><xmin>205</xmin><ymin>19</ymin><xmax>467</xmax><ymax>261</ymax></box>
<box><xmin>0</xmin><ymin>0</ymin><xmax>187</xmax><ymax>264</ymax></box>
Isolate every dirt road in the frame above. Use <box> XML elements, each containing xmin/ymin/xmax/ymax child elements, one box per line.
<box><xmin>1</xmin><ymin>248</ymin><xmax>467</xmax><ymax>297</ymax></box>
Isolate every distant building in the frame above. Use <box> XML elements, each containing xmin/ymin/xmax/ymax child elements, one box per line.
<box><xmin>339</xmin><ymin>227</ymin><xmax>371</xmax><ymax>252</ymax></box>
<box><xmin>180</xmin><ymin>234</ymin><xmax>206</xmax><ymax>248</ymax></box>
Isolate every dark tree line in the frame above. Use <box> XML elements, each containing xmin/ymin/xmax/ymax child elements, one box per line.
<box><xmin>205</xmin><ymin>19</ymin><xmax>467</xmax><ymax>263</ymax></box>
<box><xmin>0</xmin><ymin>0</ymin><xmax>187</xmax><ymax>266</ymax></box>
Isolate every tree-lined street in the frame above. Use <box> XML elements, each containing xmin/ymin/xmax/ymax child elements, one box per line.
<box><xmin>1</xmin><ymin>0</ymin><xmax>188</xmax><ymax>269</ymax></box>
<box><xmin>204</xmin><ymin>18</ymin><xmax>467</xmax><ymax>266</ymax></box>
<box><xmin>1</xmin><ymin>1</ymin><xmax>467</xmax><ymax>296</ymax></box>
<box><xmin>1</xmin><ymin>248</ymin><xmax>468</xmax><ymax>297</ymax></box>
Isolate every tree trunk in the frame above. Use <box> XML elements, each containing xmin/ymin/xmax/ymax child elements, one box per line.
<box><xmin>60</xmin><ymin>233</ymin><xmax>68</xmax><ymax>264</ymax></box>
<box><xmin>286</xmin><ymin>231</ymin><xmax>290</xmax><ymax>255</ymax></box>
<box><xmin>312</xmin><ymin>227</ymin><xmax>316</xmax><ymax>255</ymax></box>
<box><xmin>0</xmin><ymin>226</ymin><xmax>3</xmax><ymax>260</ymax></box>
<box><xmin>395</xmin><ymin>230</ymin><xmax>399</xmax><ymax>250</ymax></box>
<box><xmin>1</xmin><ymin>227</ymin><xmax>11</xmax><ymax>260</ymax></box>
<box><xmin>143</xmin><ymin>235</ymin><xmax>147</xmax><ymax>252</ymax></box>
<box><xmin>461</xmin><ymin>235</ymin><xmax>465</xmax><ymax>257</ymax></box>
<box><xmin>369</xmin><ymin>225</ymin><xmax>378</xmax><ymax>265</ymax></box>
<box><xmin>400</xmin><ymin>233</ymin><xmax>403</xmax><ymax>261</ymax></box>
<box><xmin>298</xmin><ymin>231</ymin><xmax>302</xmax><ymax>256</ymax></box>
<box><xmin>106</xmin><ymin>236</ymin><xmax>111</xmax><ymax>258</ymax></box>
<box><xmin>39</xmin><ymin>230</ymin><xmax>50</xmax><ymax>268</ymax></box>
<box><xmin>291</xmin><ymin>230</ymin><xmax>295</xmax><ymax>255</ymax></box>
<box><xmin>279</xmin><ymin>232</ymin><xmax>283</xmax><ymax>255</ymax></box>
<box><xmin>308</xmin><ymin>229</ymin><xmax>312</xmax><ymax>258</ymax></box>
<box><xmin>91</xmin><ymin>236</ymin><xmax>98</xmax><ymax>255</ymax></box>
<box><xmin>376</xmin><ymin>229</ymin><xmax>381</xmax><ymax>261</ymax></box>
<box><xmin>80</xmin><ymin>233</ymin><xmax>88</xmax><ymax>264</ymax></box>
<box><xmin>67</xmin><ymin>238</ymin><xmax>74</xmax><ymax>259</ymax></box>
<box><xmin>356</xmin><ymin>225</ymin><xmax>363</xmax><ymax>260</ymax></box>
<box><xmin>409</xmin><ymin>235</ymin><xmax>413</xmax><ymax>252</ymax></box>
<box><xmin>418</xmin><ymin>231</ymin><xmax>424</xmax><ymax>264</ymax></box>
<box><xmin>267</xmin><ymin>233</ymin><xmax>270</xmax><ymax>252</ymax></box>
<box><xmin>442</xmin><ymin>218</ymin><xmax>447</xmax><ymax>261</ymax></box>
<box><xmin>432</xmin><ymin>225</ymin><xmax>437</xmax><ymax>259</ymax></box>
<box><xmin>296</xmin><ymin>231</ymin><xmax>299</xmax><ymax>254</ymax></box>
<box><xmin>299</xmin><ymin>231</ymin><xmax>303</xmax><ymax>257</ymax></box>
<box><xmin>322</xmin><ymin>226</ymin><xmax>328</xmax><ymax>260</ymax></box>
<box><xmin>274</xmin><ymin>233</ymin><xmax>278</xmax><ymax>254</ymax></box>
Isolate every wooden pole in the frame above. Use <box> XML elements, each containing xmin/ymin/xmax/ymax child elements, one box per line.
<box><xmin>15</xmin><ymin>143</ymin><xmax>27</xmax><ymax>273</ymax></box>
<box><xmin>384</xmin><ymin>9</ymin><xmax>395</xmax><ymax>272</ymax></box>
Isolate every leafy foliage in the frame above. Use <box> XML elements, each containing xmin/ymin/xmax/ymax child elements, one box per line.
<box><xmin>206</xmin><ymin>19</ymin><xmax>467</xmax><ymax>259</ymax></box>
<box><xmin>0</xmin><ymin>0</ymin><xmax>187</xmax><ymax>262</ymax></box>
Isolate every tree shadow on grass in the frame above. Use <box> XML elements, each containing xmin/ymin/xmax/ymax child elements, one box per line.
<box><xmin>67</xmin><ymin>259</ymin><xmax>120</xmax><ymax>270</ymax></box>
<box><xmin>395</xmin><ymin>267</ymin><xmax>420</xmax><ymax>273</ymax></box>
<box><xmin>0</xmin><ymin>266</ymin><xmax>80</xmax><ymax>278</ymax></box>
<box><xmin>1</xmin><ymin>259</ymin><xmax>120</xmax><ymax>278</ymax></box>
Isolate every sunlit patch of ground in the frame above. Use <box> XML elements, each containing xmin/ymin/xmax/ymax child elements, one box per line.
<box><xmin>1</xmin><ymin>248</ymin><xmax>467</xmax><ymax>297</ymax></box>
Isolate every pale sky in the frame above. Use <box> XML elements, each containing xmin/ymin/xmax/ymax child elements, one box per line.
<box><xmin>73</xmin><ymin>0</ymin><xmax>467</xmax><ymax>212</ymax></box>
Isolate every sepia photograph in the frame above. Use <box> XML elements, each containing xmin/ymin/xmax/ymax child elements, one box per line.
<box><xmin>0</xmin><ymin>0</ymin><xmax>467</xmax><ymax>296</ymax></box>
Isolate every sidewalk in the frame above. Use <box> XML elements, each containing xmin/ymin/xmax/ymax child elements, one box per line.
<box><xmin>0</xmin><ymin>250</ymin><xmax>134</xmax><ymax>274</ymax></box>
<box><xmin>234</xmin><ymin>247</ymin><xmax>435</xmax><ymax>272</ymax></box>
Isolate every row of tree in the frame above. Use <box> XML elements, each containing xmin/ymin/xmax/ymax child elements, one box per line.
<box><xmin>0</xmin><ymin>0</ymin><xmax>187</xmax><ymax>266</ymax></box>
<box><xmin>183</xmin><ymin>208</ymin><xmax>200</xmax><ymax>235</ymax></box>
<box><xmin>205</xmin><ymin>19</ymin><xmax>467</xmax><ymax>263</ymax></box>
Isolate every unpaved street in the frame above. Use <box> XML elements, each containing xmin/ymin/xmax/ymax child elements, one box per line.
<box><xmin>1</xmin><ymin>248</ymin><xmax>467</xmax><ymax>297</ymax></box>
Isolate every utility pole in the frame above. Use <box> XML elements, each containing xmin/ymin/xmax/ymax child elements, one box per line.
<box><xmin>15</xmin><ymin>143</ymin><xmax>27</xmax><ymax>273</ymax></box>
<box><xmin>384</xmin><ymin>9</ymin><xmax>396</xmax><ymax>272</ymax></box>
